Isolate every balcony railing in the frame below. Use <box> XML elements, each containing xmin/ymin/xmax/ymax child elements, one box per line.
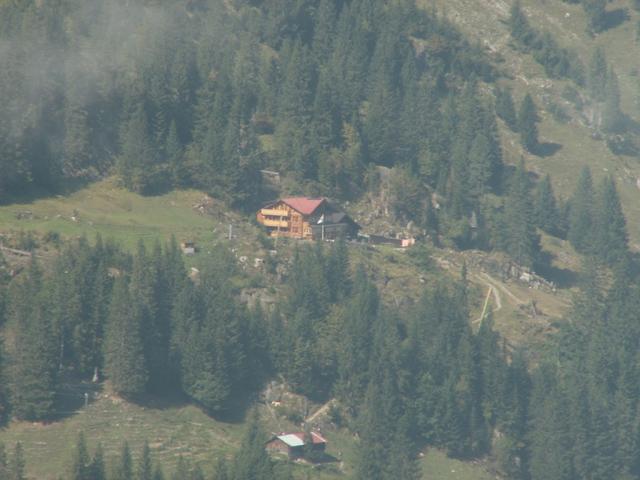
<box><xmin>260</xmin><ymin>208</ymin><xmax>290</xmax><ymax>217</ymax></box>
<box><xmin>261</xmin><ymin>218</ymin><xmax>289</xmax><ymax>228</ymax></box>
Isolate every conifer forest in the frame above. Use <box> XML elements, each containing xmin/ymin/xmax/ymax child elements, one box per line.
<box><xmin>2</xmin><ymin>0</ymin><xmax>640</xmax><ymax>478</ymax></box>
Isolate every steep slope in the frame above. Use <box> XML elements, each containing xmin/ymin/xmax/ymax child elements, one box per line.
<box><xmin>423</xmin><ymin>0</ymin><xmax>640</xmax><ymax>246</ymax></box>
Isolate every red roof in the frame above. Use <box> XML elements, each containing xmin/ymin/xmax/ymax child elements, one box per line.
<box><xmin>289</xmin><ymin>432</ymin><xmax>327</xmax><ymax>445</ymax></box>
<box><xmin>281</xmin><ymin>197</ymin><xmax>326</xmax><ymax>215</ymax></box>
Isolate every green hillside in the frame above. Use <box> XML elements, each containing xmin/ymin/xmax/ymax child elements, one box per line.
<box><xmin>424</xmin><ymin>0</ymin><xmax>640</xmax><ymax>246</ymax></box>
<box><xmin>1</xmin><ymin>1</ymin><xmax>639</xmax><ymax>479</ymax></box>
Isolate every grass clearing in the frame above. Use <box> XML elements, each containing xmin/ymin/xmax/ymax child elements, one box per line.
<box><xmin>424</xmin><ymin>0</ymin><xmax>640</xmax><ymax>249</ymax></box>
<box><xmin>0</xmin><ymin>178</ymin><xmax>220</xmax><ymax>250</ymax></box>
<box><xmin>0</xmin><ymin>391</ymin><xmax>245</xmax><ymax>479</ymax></box>
<box><xmin>421</xmin><ymin>449</ymin><xmax>495</xmax><ymax>480</ymax></box>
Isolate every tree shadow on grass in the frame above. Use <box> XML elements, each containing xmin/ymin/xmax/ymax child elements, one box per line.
<box><xmin>534</xmin><ymin>142</ymin><xmax>562</xmax><ymax>158</ymax></box>
<box><xmin>52</xmin><ymin>377</ymin><xmax>104</xmax><ymax>422</ymax></box>
<box><xmin>536</xmin><ymin>251</ymin><xmax>579</xmax><ymax>289</ymax></box>
<box><xmin>601</xmin><ymin>8</ymin><xmax>630</xmax><ymax>32</ymax></box>
<box><xmin>537</xmin><ymin>264</ymin><xmax>579</xmax><ymax>289</ymax></box>
<box><xmin>0</xmin><ymin>176</ymin><xmax>94</xmax><ymax>207</ymax></box>
<box><xmin>136</xmin><ymin>387</ymin><xmax>258</xmax><ymax>425</ymax></box>
<box><xmin>622</xmin><ymin>115</ymin><xmax>640</xmax><ymax>135</ymax></box>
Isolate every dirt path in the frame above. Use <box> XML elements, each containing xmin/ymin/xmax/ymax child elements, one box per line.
<box><xmin>306</xmin><ymin>399</ymin><xmax>334</xmax><ymax>424</ymax></box>
<box><xmin>477</xmin><ymin>272</ymin><xmax>525</xmax><ymax>305</ymax></box>
<box><xmin>433</xmin><ymin>255</ymin><xmax>526</xmax><ymax>320</ymax></box>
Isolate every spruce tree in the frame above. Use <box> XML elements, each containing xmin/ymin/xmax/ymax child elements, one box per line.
<box><xmin>509</xmin><ymin>1</ymin><xmax>536</xmax><ymax>46</ymax></box>
<box><xmin>172</xmin><ymin>457</ymin><xmax>189</xmax><ymax>480</ymax></box>
<box><xmin>593</xmin><ymin>176</ymin><xmax>628</xmax><ymax>265</ymax></box>
<box><xmin>504</xmin><ymin>160</ymin><xmax>540</xmax><ymax>268</ymax></box>
<box><xmin>587</xmin><ymin>48</ymin><xmax>608</xmax><ymax>102</ymax></box>
<box><xmin>495</xmin><ymin>86</ymin><xmax>518</xmax><ymax>130</ymax></box>
<box><xmin>325</xmin><ymin>237</ymin><xmax>350</xmax><ymax>303</ymax></box>
<box><xmin>8</xmin><ymin>442</ymin><xmax>25</xmax><ymax>480</ymax></box>
<box><xmin>231</xmin><ymin>410</ymin><xmax>274</xmax><ymax>480</ymax></box>
<box><xmin>212</xmin><ymin>458</ymin><xmax>230</xmax><ymax>480</ymax></box>
<box><xmin>90</xmin><ymin>444</ymin><xmax>106</xmax><ymax>480</ymax></box>
<box><xmin>517</xmin><ymin>93</ymin><xmax>539</xmax><ymax>153</ymax></box>
<box><xmin>118</xmin><ymin>104</ymin><xmax>155</xmax><ymax>194</ymax></box>
<box><xmin>355</xmin><ymin>367</ymin><xmax>397</xmax><ymax>480</ymax></box>
<box><xmin>0</xmin><ymin>337</ymin><xmax>8</xmax><ymax>424</ymax></box>
<box><xmin>153</xmin><ymin>465</ymin><xmax>165</xmax><ymax>480</ymax></box>
<box><xmin>386</xmin><ymin>414</ymin><xmax>421</xmax><ymax>480</ymax></box>
<box><xmin>582</xmin><ymin>0</ymin><xmax>607</xmax><ymax>33</ymax></box>
<box><xmin>336</xmin><ymin>268</ymin><xmax>379</xmax><ymax>412</ymax></box>
<box><xmin>467</xmin><ymin>132</ymin><xmax>493</xmax><ymax>202</ymax></box>
<box><xmin>568</xmin><ymin>166</ymin><xmax>595</xmax><ymax>253</ymax></box>
<box><xmin>165</xmin><ymin>120</ymin><xmax>185</xmax><ymax>187</ymax></box>
<box><xmin>529</xmin><ymin>382</ymin><xmax>573</xmax><ymax>480</ymax></box>
<box><xmin>172</xmin><ymin>249</ymin><xmax>244</xmax><ymax>412</ymax></box>
<box><xmin>131</xmin><ymin>241</ymin><xmax>168</xmax><ymax>393</ymax></box>
<box><xmin>70</xmin><ymin>433</ymin><xmax>91</xmax><ymax>480</ymax></box>
<box><xmin>0</xmin><ymin>443</ymin><xmax>7</xmax><ymax>480</ymax></box>
<box><xmin>533</xmin><ymin>174</ymin><xmax>559</xmax><ymax>235</ymax></box>
<box><xmin>601</xmin><ymin>68</ymin><xmax>623</xmax><ymax>133</ymax></box>
<box><xmin>63</xmin><ymin>93</ymin><xmax>92</xmax><ymax>178</ymax></box>
<box><xmin>137</xmin><ymin>441</ymin><xmax>153</xmax><ymax>480</ymax></box>
<box><xmin>103</xmin><ymin>277</ymin><xmax>148</xmax><ymax>398</ymax></box>
<box><xmin>312</xmin><ymin>0</ymin><xmax>337</xmax><ymax>61</ymax></box>
<box><xmin>9</xmin><ymin>260</ymin><xmax>58</xmax><ymax>421</ymax></box>
<box><xmin>112</xmin><ymin>442</ymin><xmax>133</xmax><ymax>480</ymax></box>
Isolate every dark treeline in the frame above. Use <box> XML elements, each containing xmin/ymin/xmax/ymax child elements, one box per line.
<box><xmin>3</xmin><ymin>236</ymin><xmax>270</xmax><ymax>417</ymax></box>
<box><xmin>0</xmin><ymin>236</ymin><xmax>520</xmax><ymax>478</ymax></box>
<box><xmin>0</xmin><ymin>0</ymin><xmax>492</xmax><ymax>206</ymax></box>
<box><xmin>1</xmin><ymin>1</ymin><xmax>639</xmax><ymax>479</ymax></box>
<box><xmin>509</xmin><ymin>2</ymin><xmax>625</xmax><ymax>137</ymax></box>
<box><xmin>61</xmin><ymin>413</ymin><xmax>295</xmax><ymax>480</ymax></box>
<box><xmin>0</xmin><ymin>222</ymin><xmax>635</xmax><ymax>479</ymax></box>
<box><xmin>509</xmin><ymin>1</ymin><xmax>585</xmax><ymax>84</ymax></box>
<box><xmin>0</xmin><ymin>0</ymin><xmax>620</xmax><ymax>269</ymax></box>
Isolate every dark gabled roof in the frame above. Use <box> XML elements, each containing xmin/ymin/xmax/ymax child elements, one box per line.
<box><xmin>316</xmin><ymin>211</ymin><xmax>360</xmax><ymax>228</ymax></box>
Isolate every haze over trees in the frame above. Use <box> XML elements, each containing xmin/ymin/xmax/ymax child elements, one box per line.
<box><xmin>1</xmin><ymin>0</ymin><xmax>640</xmax><ymax>478</ymax></box>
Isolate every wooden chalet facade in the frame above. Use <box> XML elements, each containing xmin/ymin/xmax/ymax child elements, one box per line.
<box><xmin>256</xmin><ymin>197</ymin><xmax>359</xmax><ymax>240</ymax></box>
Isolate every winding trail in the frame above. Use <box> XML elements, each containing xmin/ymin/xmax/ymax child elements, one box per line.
<box><xmin>433</xmin><ymin>255</ymin><xmax>527</xmax><ymax>322</ymax></box>
<box><xmin>306</xmin><ymin>399</ymin><xmax>335</xmax><ymax>424</ymax></box>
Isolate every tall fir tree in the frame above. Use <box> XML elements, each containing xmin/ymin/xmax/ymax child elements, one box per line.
<box><xmin>103</xmin><ymin>277</ymin><xmax>148</xmax><ymax>397</ymax></box>
<box><xmin>90</xmin><ymin>443</ymin><xmax>106</xmax><ymax>480</ymax></box>
<box><xmin>231</xmin><ymin>410</ymin><xmax>274</xmax><ymax>480</ymax></box>
<box><xmin>503</xmin><ymin>160</ymin><xmax>540</xmax><ymax>268</ymax></box>
<box><xmin>509</xmin><ymin>0</ymin><xmax>536</xmax><ymax>46</ymax></box>
<box><xmin>593</xmin><ymin>175</ymin><xmax>628</xmax><ymax>265</ymax></box>
<box><xmin>137</xmin><ymin>441</ymin><xmax>154</xmax><ymax>480</ymax></box>
<box><xmin>517</xmin><ymin>93</ymin><xmax>539</xmax><ymax>153</ymax></box>
<box><xmin>118</xmin><ymin>103</ymin><xmax>156</xmax><ymax>194</ymax></box>
<box><xmin>495</xmin><ymin>86</ymin><xmax>518</xmax><ymax>131</ymax></box>
<box><xmin>568</xmin><ymin>166</ymin><xmax>595</xmax><ymax>253</ymax></box>
<box><xmin>9</xmin><ymin>260</ymin><xmax>58</xmax><ymax>421</ymax></box>
<box><xmin>582</xmin><ymin>0</ymin><xmax>607</xmax><ymax>33</ymax></box>
<box><xmin>112</xmin><ymin>441</ymin><xmax>133</xmax><ymax>480</ymax></box>
<box><xmin>601</xmin><ymin>67</ymin><xmax>623</xmax><ymax>133</ymax></box>
<box><xmin>587</xmin><ymin>47</ymin><xmax>608</xmax><ymax>102</ymax></box>
<box><xmin>8</xmin><ymin>442</ymin><xmax>25</xmax><ymax>480</ymax></box>
<box><xmin>533</xmin><ymin>174</ymin><xmax>560</xmax><ymax>235</ymax></box>
<box><xmin>70</xmin><ymin>432</ymin><xmax>91</xmax><ymax>480</ymax></box>
<box><xmin>0</xmin><ymin>443</ymin><xmax>6</xmax><ymax>480</ymax></box>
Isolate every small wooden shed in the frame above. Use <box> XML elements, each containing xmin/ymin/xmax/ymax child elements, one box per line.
<box><xmin>266</xmin><ymin>432</ymin><xmax>327</xmax><ymax>459</ymax></box>
<box><xmin>181</xmin><ymin>241</ymin><xmax>196</xmax><ymax>255</ymax></box>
